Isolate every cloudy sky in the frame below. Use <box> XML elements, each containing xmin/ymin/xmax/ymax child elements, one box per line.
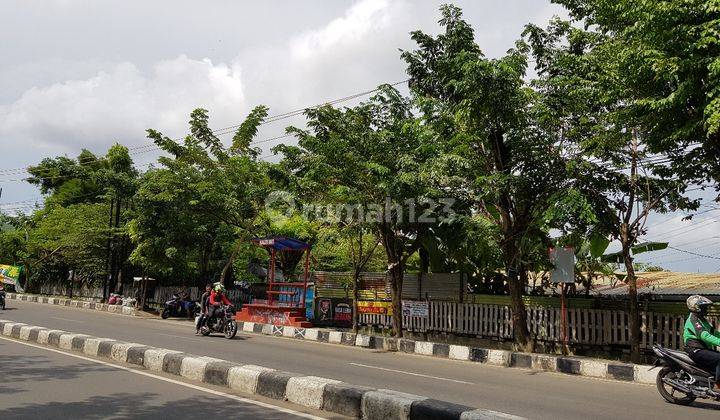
<box><xmin>0</xmin><ymin>0</ymin><xmax>717</xmax><ymax>272</ymax></box>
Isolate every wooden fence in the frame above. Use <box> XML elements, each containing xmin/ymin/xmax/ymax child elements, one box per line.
<box><xmin>359</xmin><ymin>301</ymin><xmax>715</xmax><ymax>351</ymax></box>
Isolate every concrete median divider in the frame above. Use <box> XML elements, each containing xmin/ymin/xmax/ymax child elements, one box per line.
<box><xmin>5</xmin><ymin>292</ymin><xmax>139</xmax><ymax>316</ymax></box>
<box><xmin>5</xmin><ymin>291</ymin><xmax>655</xmax><ymax>386</ymax></box>
<box><xmin>230</xmin><ymin>321</ymin><xmax>656</xmax><ymax>385</ymax></box>
<box><xmin>0</xmin><ymin>319</ymin><xmax>521</xmax><ymax>420</ymax></box>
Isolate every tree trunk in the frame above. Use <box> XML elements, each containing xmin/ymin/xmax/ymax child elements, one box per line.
<box><xmin>220</xmin><ymin>246</ymin><xmax>240</xmax><ymax>288</ymax></box>
<box><xmin>505</xmin><ymin>245</ymin><xmax>532</xmax><ymax>352</ymax></box>
<box><xmin>624</xmin><ymin>129</ymin><xmax>642</xmax><ymax>363</ymax></box>
<box><xmin>109</xmin><ymin>197</ymin><xmax>122</xmax><ymax>295</ymax></box>
<box><xmin>389</xmin><ymin>260</ymin><xmax>404</xmax><ymax>338</ymax></box>
<box><xmin>22</xmin><ymin>263</ymin><xmax>31</xmax><ymax>293</ymax></box>
<box><xmin>507</xmin><ymin>268</ymin><xmax>532</xmax><ymax>352</ymax></box>
<box><xmin>622</xmin><ymin>239</ymin><xmax>641</xmax><ymax>362</ymax></box>
<box><xmin>103</xmin><ymin>198</ymin><xmax>114</xmax><ymax>302</ymax></box>
<box><xmin>352</xmin><ymin>269</ymin><xmax>360</xmax><ymax>333</ymax></box>
<box><xmin>199</xmin><ymin>242</ymin><xmax>210</xmax><ymax>288</ymax></box>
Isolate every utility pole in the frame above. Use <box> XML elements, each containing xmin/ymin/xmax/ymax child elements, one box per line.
<box><xmin>109</xmin><ymin>197</ymin><xmax>121</xmax><ymax>295</ymax></box>
<box><xmin>103</xmin><ymin>198</ymin><xmax>114</xmax><ymax>302</ymax></box>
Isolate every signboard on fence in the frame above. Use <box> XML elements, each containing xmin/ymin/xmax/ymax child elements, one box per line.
<box><xmin>357</xmin><ymin>300</ymin><xmax>393</xmax><ymax>315</ymax></box>
<box><xmin>314</xmin><ymin>297</ymin><xmax>352</xmax><ymax>327</ymax></box>
<box><xmin>0</xmin><ymin>264</ymin><xmax>23</xmax><ymax>292</ymax></box>
<box><xmin>549</xmin><ymin>247</ymin><xmax>575</xmax><ymax>284</ymax></box>
<box><xmin>402</xmin><ymin>300</ymin><xmax>429</xmax><ymax>317</ymax></box>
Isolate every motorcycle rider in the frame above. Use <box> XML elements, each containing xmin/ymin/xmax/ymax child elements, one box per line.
<box><xmin>684</xmin><ymin>295</ymin><xmax>720</xmax><ymax>389</ymax></box>
<box><xmin>195</xmin><ymin>283</ymin><xmax>212</xmax><ymax>335</ymax></box>
<box><xmin>202</xmin><ymin>283</ymin><xmax>232</xmax><ymax>330</ymax></box>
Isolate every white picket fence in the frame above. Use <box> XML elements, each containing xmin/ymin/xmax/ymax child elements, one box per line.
<box><xmin>359</xmin><ymin>301</ymin><xmax>709</xmax><ymax>351</ymax></box>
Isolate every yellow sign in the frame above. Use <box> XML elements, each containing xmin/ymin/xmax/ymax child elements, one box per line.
<box><xmin>357</xmin><ymin>300</ymin><xmax>393</xmax><ymax>315</ymax></box>
<box><xmin>0</xmin><ymin>264</ymin><xmax>23</xmax><ymax>292</ymax></box>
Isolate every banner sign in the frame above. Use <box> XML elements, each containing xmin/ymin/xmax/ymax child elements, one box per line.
<box><xmin>357</xmin><ymin>300</ymin><xmax>393</xmax><ymax>315</ymax></box>
<box><xmin>402</xmin><ymin>300</ymin><xmax>429</xmax><ymax>317</ymax></box>
<box><xmin>314</xmin><ymin>297</ymin><xmax>352</xmax><ymax>327</ymax></box>
<box><xmin>549</xmin><ymin>247</ymin><xmax>575</xmax><ymax>284</ymax></box>
<box><xmin>0</xmin><ymin>264</ymin><xmax>23</xmax><ymax>292</ymax></box>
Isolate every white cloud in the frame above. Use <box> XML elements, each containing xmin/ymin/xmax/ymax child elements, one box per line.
<box><xmin>0</xmin><ymin>55</ymin><xmax>246</xmax><ymax>153</ymax></box>
<box><xmin>0</xmin><ymin>0</ymin><xmax>564</xmax><ymax>158</ymax></box>
<box><xmin>290</xmin><ymin>0</ymin><xmax>392</xmax><ymax>60</ymax></box>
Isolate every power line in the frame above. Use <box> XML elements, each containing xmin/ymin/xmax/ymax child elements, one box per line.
<box><xmin>661</xmin><ymin>245</ymin><xmax>720</xmax><ymax>261</ymax></box>
<box><xmin>210</xmin><ymin>79</ymin><xmax>410</xmax><ymax>135</ymax></box>
<box><xmin>0</xmin><ymin>143</ymin><xmax>161</xmax><ymax>177</ymax></box>
<box><xmin>0</xmin><ymin>79</ymin><xmax>410</xmax><ymax>180</ymax></box>
<box><xmin>643</xmin><ymin>205</ymin><xmax>720</xmax><ymax>231</ymax></box>
<box><xmin>662</xmin><ymin>234</ymin><xmax>720</xmax><ymax>251</ymax></box>
<box><xmin>0</xmin><ymin>153</ymin><xmax>278</xmax><ymax>214</ymax></box>
<box><xmin>649</xmin><ymin>217</ymin><xmax>719</xmax><ymax>240</ymax></box>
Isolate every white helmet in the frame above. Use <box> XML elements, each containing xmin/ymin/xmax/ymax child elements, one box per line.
<box><xmin>687</xmin><ymin>295</ymin><xmax>713</xmax><ymax>314</ymax></box>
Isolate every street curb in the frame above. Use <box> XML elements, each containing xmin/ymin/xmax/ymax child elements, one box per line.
<box><xmin>233</xmin><ymin>321</ymin><xmax>656</xmax><ymax>386</ymax></box>
<box><xmin>0</xmin><ymin>319</ymin><xmax>520</xmax><ymax>420</ymax></box>
<box><xmin>5</xmin><ymin>292</ymin><xmax>656</xmax><ymax>386</ymax></box>
<box><xmin>6</xmin><ymin>293</ymin><xmax>139</xmax><ymax>316</ymax></box>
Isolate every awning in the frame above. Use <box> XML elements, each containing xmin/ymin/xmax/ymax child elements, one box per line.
<box><xmin>251</xmin><ymin>237</ymin><xmax>311</xmax><ymax>251</ymax></box>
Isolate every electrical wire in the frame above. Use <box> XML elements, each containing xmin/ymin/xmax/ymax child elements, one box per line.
<box><xmin>0</xmin><ymin>79</ymin><xmax>410</xmax><ymax>181</ymax></box>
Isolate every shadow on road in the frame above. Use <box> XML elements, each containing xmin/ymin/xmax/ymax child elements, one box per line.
<box><xmin>0</xmin><ymin>343</ymin><xmax>114</xmax><ymax>383</ymax></box>
<box><xmin>687</xmin><ymin>401</ymin><xmax>720</xmax><ymax>411</ymax></box>
<box><xmin>0</xmin><ymin>392</ymin><xmax>296</xmax><ymax>419</ymax></box>
<box><xmin>203</xmin><ymin>334</ymin><xmax>247</xmax><ymax>341</ymax></box>
<box><xmin>0</xmin><ymin>386</ymin><xmax>24</xmax><ymax>395</ymax></box>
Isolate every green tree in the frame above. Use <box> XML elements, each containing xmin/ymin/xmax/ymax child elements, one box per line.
<box><xmin>27</xmin><ymin>150</ymin><xmax>105</xmax><ymax>207</ymax></box>
<box><xmin>401</xmin><ymin>5</ymin><xmax>593</xmax><ymax>350</ymax></box>
<box><xmin>555</xmin><ymin>0</ymin><xmax>720</xmax><ymax>182</ymax></box>
<box><xmin>525</xmin><ymin>17</ymin><xmax>698</xmax><ymax>361</ymax></box>
<box><xmin>15</xmin><ymin>204</ymin><xmax>109</xmax><ymax>292</ymax></box>
<box><xmin>132</xmin><ymin>107</ymin><xmax>272</xmax><ymax>287</ymax></box>
<box><xmin>278</xmin><ymin>86</ymin><xmax>447</xmax><ymax>337</ymax></box>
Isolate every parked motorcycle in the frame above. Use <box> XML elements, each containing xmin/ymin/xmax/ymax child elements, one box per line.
<box><xmin>108</xmin><ymin>293</ymin><xmax>123</xmax><ymax>305</ymax></box>
<box><xmin>0</xmin><ymin>290</ymin><xmax>5</xmax><ymax>310</ymax></box>
<box><xmin>161</xmin><ymin>293</ymin><xmax>199</xmax><ymax>319</ymax></box>
<box><xmin>199</xmin><ymin>304</ymin><xmax>237</xmax><ymax>339</ymax></box>
<box><xmin>653</xmin><ymin>344</ymin><xmax>720</xmax><ymax>405</ymax></box>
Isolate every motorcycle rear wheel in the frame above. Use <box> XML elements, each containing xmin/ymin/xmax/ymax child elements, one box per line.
<box><xmin>656</xmin><ymin>366</ymin><xmax>696</xmax><ymax>405</ymax></box>
<box><xmin>224</xmin><ymin>320</ymin><xmax>237</xmax><ymax>339</ymax></box>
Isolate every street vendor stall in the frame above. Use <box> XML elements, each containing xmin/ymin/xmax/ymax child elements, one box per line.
<box><xmin>235</xmin><ymin>237</ymin><xmax>312</xmax><ymax>327</ymax></box>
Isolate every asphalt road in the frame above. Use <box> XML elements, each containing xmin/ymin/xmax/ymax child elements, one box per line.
<box><xmin>3</xmin><ymin>300</ymin><xmax>720</xmax><ymax>419</ymax></box>
<box><xmin>0</xmin><ymin>335</ymin><xmax>327</xmax><ymax>419</ymax></box>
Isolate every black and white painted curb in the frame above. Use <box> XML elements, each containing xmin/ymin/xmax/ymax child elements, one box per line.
<box><xmin>0</xmin><ymin>319</ymin><xmax>522</xmax><ymax>420</ymax></box>
<box><xmin>5</xmin><ymin>292</ymin><xmax>655</xmax><ymax>386</ymax></box>
<box><xmin>236</xmin><ymin>322</ymin><xmax>657</xmax><ymax>385</ymax></box>
<box><xmin>5</xmin><ymin>293</ymin><xmax>138</xmax><ymax>316</ymax></box>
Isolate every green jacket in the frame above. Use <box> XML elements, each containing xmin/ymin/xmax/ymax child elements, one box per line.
<box><xmin>684</xmin><ymin>313</ymin><xmax>720</xmax><ymax>351</ymax></box>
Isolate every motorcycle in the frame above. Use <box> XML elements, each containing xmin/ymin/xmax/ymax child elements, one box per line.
<box><xmin>199</xmin><ymin>304</ymin><xmax>237</xmax><ymax>339</ymax></box>
<box><xmin>652</xmin><ymin>344</ymin><xmax>720</xmax><ymax>405</ymax></box>
<box><xmin>0</xmin><ymin>290</ymin><xmax>5</xmax><ymax>310</ymax></box>
<box><xmin>161</xmin><ymin>293</ymin><xmax>199</xmax><ymax>319</ymax></box>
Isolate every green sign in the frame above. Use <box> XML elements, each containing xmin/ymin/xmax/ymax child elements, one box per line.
<box><xmin>0</xmin><ymin>264</ymin><xmax>24</xmax><ymax>292</ymax></box>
